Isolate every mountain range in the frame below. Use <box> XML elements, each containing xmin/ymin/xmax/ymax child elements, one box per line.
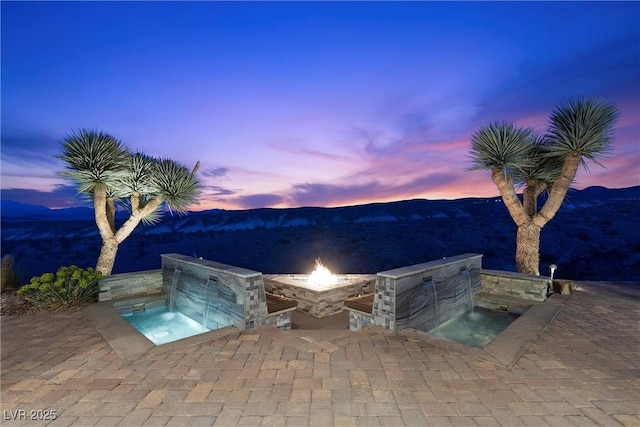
<box><xmin>2</xmin><ymin>186</ymin><xmax>638</xmax><ymax>284</ymax></box>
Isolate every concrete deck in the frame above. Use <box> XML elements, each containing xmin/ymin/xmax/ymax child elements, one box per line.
<box><xmin>1</xmin><ymin>281</ymin><xmax>639</xmax><ymax>426</ymax></box>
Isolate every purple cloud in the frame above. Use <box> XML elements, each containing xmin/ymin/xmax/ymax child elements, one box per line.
<box><xmin>0</xmin><ymin>185</ymin><xmax>89</xmax><ymax>208</ymax></box>
<box><xmin>1</xmin><ymin>130</ymin><xmax>62</xmax><ymax>167</ymax></box>
<box><xmin>201</xmin><ymin>167</ymin><xmax>229</xmax><ymax>178</ymax></box>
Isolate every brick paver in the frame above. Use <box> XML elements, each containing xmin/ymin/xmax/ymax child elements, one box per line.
<box><xmin>2</xmin><ymin>281</ymin><xmax>639</xmax><ymax>426</ymax></box>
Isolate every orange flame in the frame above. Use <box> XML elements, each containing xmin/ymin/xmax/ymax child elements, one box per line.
<box><xmin>308</xmin><ymin>258</ymin><xmax>338</xmax><ymax>286</ymax></box>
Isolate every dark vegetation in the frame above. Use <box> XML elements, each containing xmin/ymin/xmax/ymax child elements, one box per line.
<box><xmin>2</xmin><ymin>186</ymin><xmax>638</xmax><ymax>284</ymax></box>
<box><xmin>16</xmin><ymin>266</ymin><xmax>101</xmax><ymax>310</ymax></box>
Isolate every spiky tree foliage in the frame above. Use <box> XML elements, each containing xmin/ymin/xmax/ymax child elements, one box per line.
<box><xmin>470</xmin><ymin>98</ymin><xmax>618</xmax><ymax>275</ymax></box>
<box><xmin>58</xmin><ymin>129</ymin><xmax>201</xmax><ymax>275</ymax></box>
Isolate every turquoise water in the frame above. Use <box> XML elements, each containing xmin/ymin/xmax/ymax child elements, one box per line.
<box><xmin>122</xmin><ymin>306</ymin><xmax>210</xmax><ymax>345</ymax></box>
<box><xmin>429</xmin><ymin>307</ymin><xmax>519</xmax><ymax>348</ymax></box>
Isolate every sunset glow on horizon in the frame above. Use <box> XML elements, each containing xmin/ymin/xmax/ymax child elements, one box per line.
<box><xmin>2</xmin><ymin>2</ymin><xmax>638</xmax><ymax>211</ymax></box>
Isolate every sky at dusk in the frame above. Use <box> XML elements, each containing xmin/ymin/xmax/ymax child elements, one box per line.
<box><xmin>2</xmin><ymin>1</ymin><xmax>639</xmax><ymax>211</ymax></box>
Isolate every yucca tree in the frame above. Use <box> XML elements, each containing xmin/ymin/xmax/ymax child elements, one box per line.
<box><xmin>57</xmin><ymin>129</ymin><xmax>201</xmax><ymax>275</ymax></box>
<box><xmin>470</xmin><ymin>98</ymin><xmax>618</xmax><ymax>275</ymax></box>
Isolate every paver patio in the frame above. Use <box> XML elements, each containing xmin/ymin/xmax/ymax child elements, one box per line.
<box><xmin>1</xmin><ymin>280</ymin><xmax>639</xmax><ymax>426</ymax></box>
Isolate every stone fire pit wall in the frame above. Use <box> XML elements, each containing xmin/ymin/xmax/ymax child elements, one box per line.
<box><xmin>161</xmin><ymin>254</ymin><xmax>267</xmax><ymax>330</ymax></box>
<box><xmin>373</xmin><ymin>253</ymin><xmax>483</xmax><ymax>332</ymax></box>
<box><xmin>263</xmin><ymin>274</ymin><xmax>376</xmax><ymax>318</ymax></box>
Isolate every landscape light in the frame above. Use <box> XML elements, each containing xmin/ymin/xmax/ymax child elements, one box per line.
<box><xmin>549</xmin><ymin>264</ymin><xmax>557</xmax><ymax>280</ymax></box>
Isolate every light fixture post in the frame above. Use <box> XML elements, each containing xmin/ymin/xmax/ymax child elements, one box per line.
<box><xmin>547</xmin><ymin>264</ymin><xmax>558</xmax><ymax>296</ymax></box>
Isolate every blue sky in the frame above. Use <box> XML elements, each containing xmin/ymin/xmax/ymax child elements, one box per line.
<box><xmin>2</xmin><ymin>1</ymin><xmax>639</xmax><ymax>210</ymax></box>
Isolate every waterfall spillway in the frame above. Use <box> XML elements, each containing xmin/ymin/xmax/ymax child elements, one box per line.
<box><xmin>426</xmin><ymin>279</ymin><xmax>439</xmax><ymax>326</ymax></box>
<box><xmin>169</xmin><ymin>267</ymin><xmax>182</xmax><ymax>312</ymax></box>
<box><xmin>202</xmin><ymin>277</ymin><xmax>215</xmax><ymax>328</ymax></box>
<box><xmin>462</xmin><ymin>269</ymin><xmax>474</xmax><ymax>313</ymax></box>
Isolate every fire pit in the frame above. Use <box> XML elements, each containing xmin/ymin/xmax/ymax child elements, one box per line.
<box><xmin>263</xmin><ymin>259</ymin><xmax>376</xmax><ymax>318</ymax></box>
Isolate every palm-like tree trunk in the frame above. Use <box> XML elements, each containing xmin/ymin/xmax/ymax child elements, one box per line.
<box><xmin>490</xmin><ymin>170</ymin><xmax>528</xmax><ymax>225</ymax></box>
<box><xmin>492</xmin><ymin>152</ymin><xmax>583</xmax><ymax>276</ymax></box>
<box><xmin>492</xmin><ymin>170</ymin><xmax>546</xmax><ymax>275</ymax></box>
<box><xmin>515</xmin><ymin>223</ymin><xmax>542</xmax><ymax>275</ymax></box>
<box><xmin>535</xmin><ymin>152</ymin><xmax>581</xmax><ymax>227</ymax></box>
<box><xmin>92</xmin><ymin>184</ymin><xmax>164</xmax><ymax>275</ymax></box>
<box><xmin>523</xmin><ymin>181</ymin><xmax>546</xmax><ymax>218</ymax></box>
<box><xmin>96</xmin><ymin>238</ymin><xmax>119</xmax><ymax>275</ymax></box>
<box><xmin>491</xmin><ymin>170</ymin><xmax>542</xmax><ymax>275</ymax></box>
<box><xmin>106</xmin><ymin>198</ymin><xmax>117</xmax><ymax>234</ymax></box>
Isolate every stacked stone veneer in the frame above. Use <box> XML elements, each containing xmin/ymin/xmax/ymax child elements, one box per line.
<box><xmin>99</xmin><ymin>269</ymin><xmax>163</xmax><ymax>302</ymax></box>
<box><xmin>263</xmin><ymin>274</ymin><xmax>376</xmax><ymax>318</ymax></box>
<box><xmin>478</xmin><ymin>269</ymin><xmax>549</xmax><ymax>313</ymax></box>
<box><xmin>372</xmin><ymin>254</ymin><xmax>483</xmax><ymax>332</ymax></box>
<box><xmin>349</xmin><ymin>310</ymin><xmax>373</xmax><ymax>331</ymax></box>
<box><xmin>263</xmin><ymin>311</ymin><xmax>293</xmax><ymax>330</ymax></box>
<box><xmin>162</xmin><ymin>254</ymin><xmax>268</xmax><ymax>330</ymax></box>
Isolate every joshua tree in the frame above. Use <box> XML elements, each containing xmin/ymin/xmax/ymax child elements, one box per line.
<box><xmin>58</xmin><ymin>129</ymin><xmax>201</xmax><ymax>275</ymax></box>
<box><xmin>470</xmin><ymin>98</ymin><xmax>618</xmax><ymax>275</ymax></box>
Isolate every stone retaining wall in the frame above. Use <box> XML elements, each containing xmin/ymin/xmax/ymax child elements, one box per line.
<box><xmin>480</xmin><ymin>269</ymin><xmax>549</xmax><ymax>302</ymax></box>
<box><xmin>99</xmin><ymin>269</ymin><xmax>162</xmax><ymax>302</ymax></box>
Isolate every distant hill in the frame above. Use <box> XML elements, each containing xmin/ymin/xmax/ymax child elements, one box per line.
<box><xmin>2</xmin><ymin>185</ymin><xmax>637</xmax><ymax>222</ymax></box>
<box><xmin>1</xmin><ymin>200</ymin><xmax>59</xmax><ymax>218</ymax></box>
<box><xmin>1</xmin><ymin>200</ymin><xmax>115</xmax><ymax>221</ymax></box>
<box><xmin>1</xmin><ymin>186</ymin><xmax>638</xmax><ymax>282</ymax></box>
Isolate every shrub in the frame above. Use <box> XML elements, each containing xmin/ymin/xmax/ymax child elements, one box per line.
<box><xmin>17</xmin><ymin>266</ymin><xmax>102</xmax><ymax>310</ymax></box>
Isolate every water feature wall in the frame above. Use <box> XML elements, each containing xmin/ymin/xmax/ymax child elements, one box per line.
<box><xmin>161</xmin><ymin>254</ymin><xmax>267</xmax><ymax>330</ymax></box>
<box><xmin>372</xmin><ymin>253</ymin><xmax>482</xmax><ymax>332</ymax></box>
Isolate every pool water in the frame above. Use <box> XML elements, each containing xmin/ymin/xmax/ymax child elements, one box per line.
<box><xmin>122</xmin><ymin>306</ymin><xmax>210</xmax><ymax>345</ymax></box>
<box><xmin>429</xmin><ymin>307</ymin><xmax>519</xmax><ymax>348</ymax></box>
